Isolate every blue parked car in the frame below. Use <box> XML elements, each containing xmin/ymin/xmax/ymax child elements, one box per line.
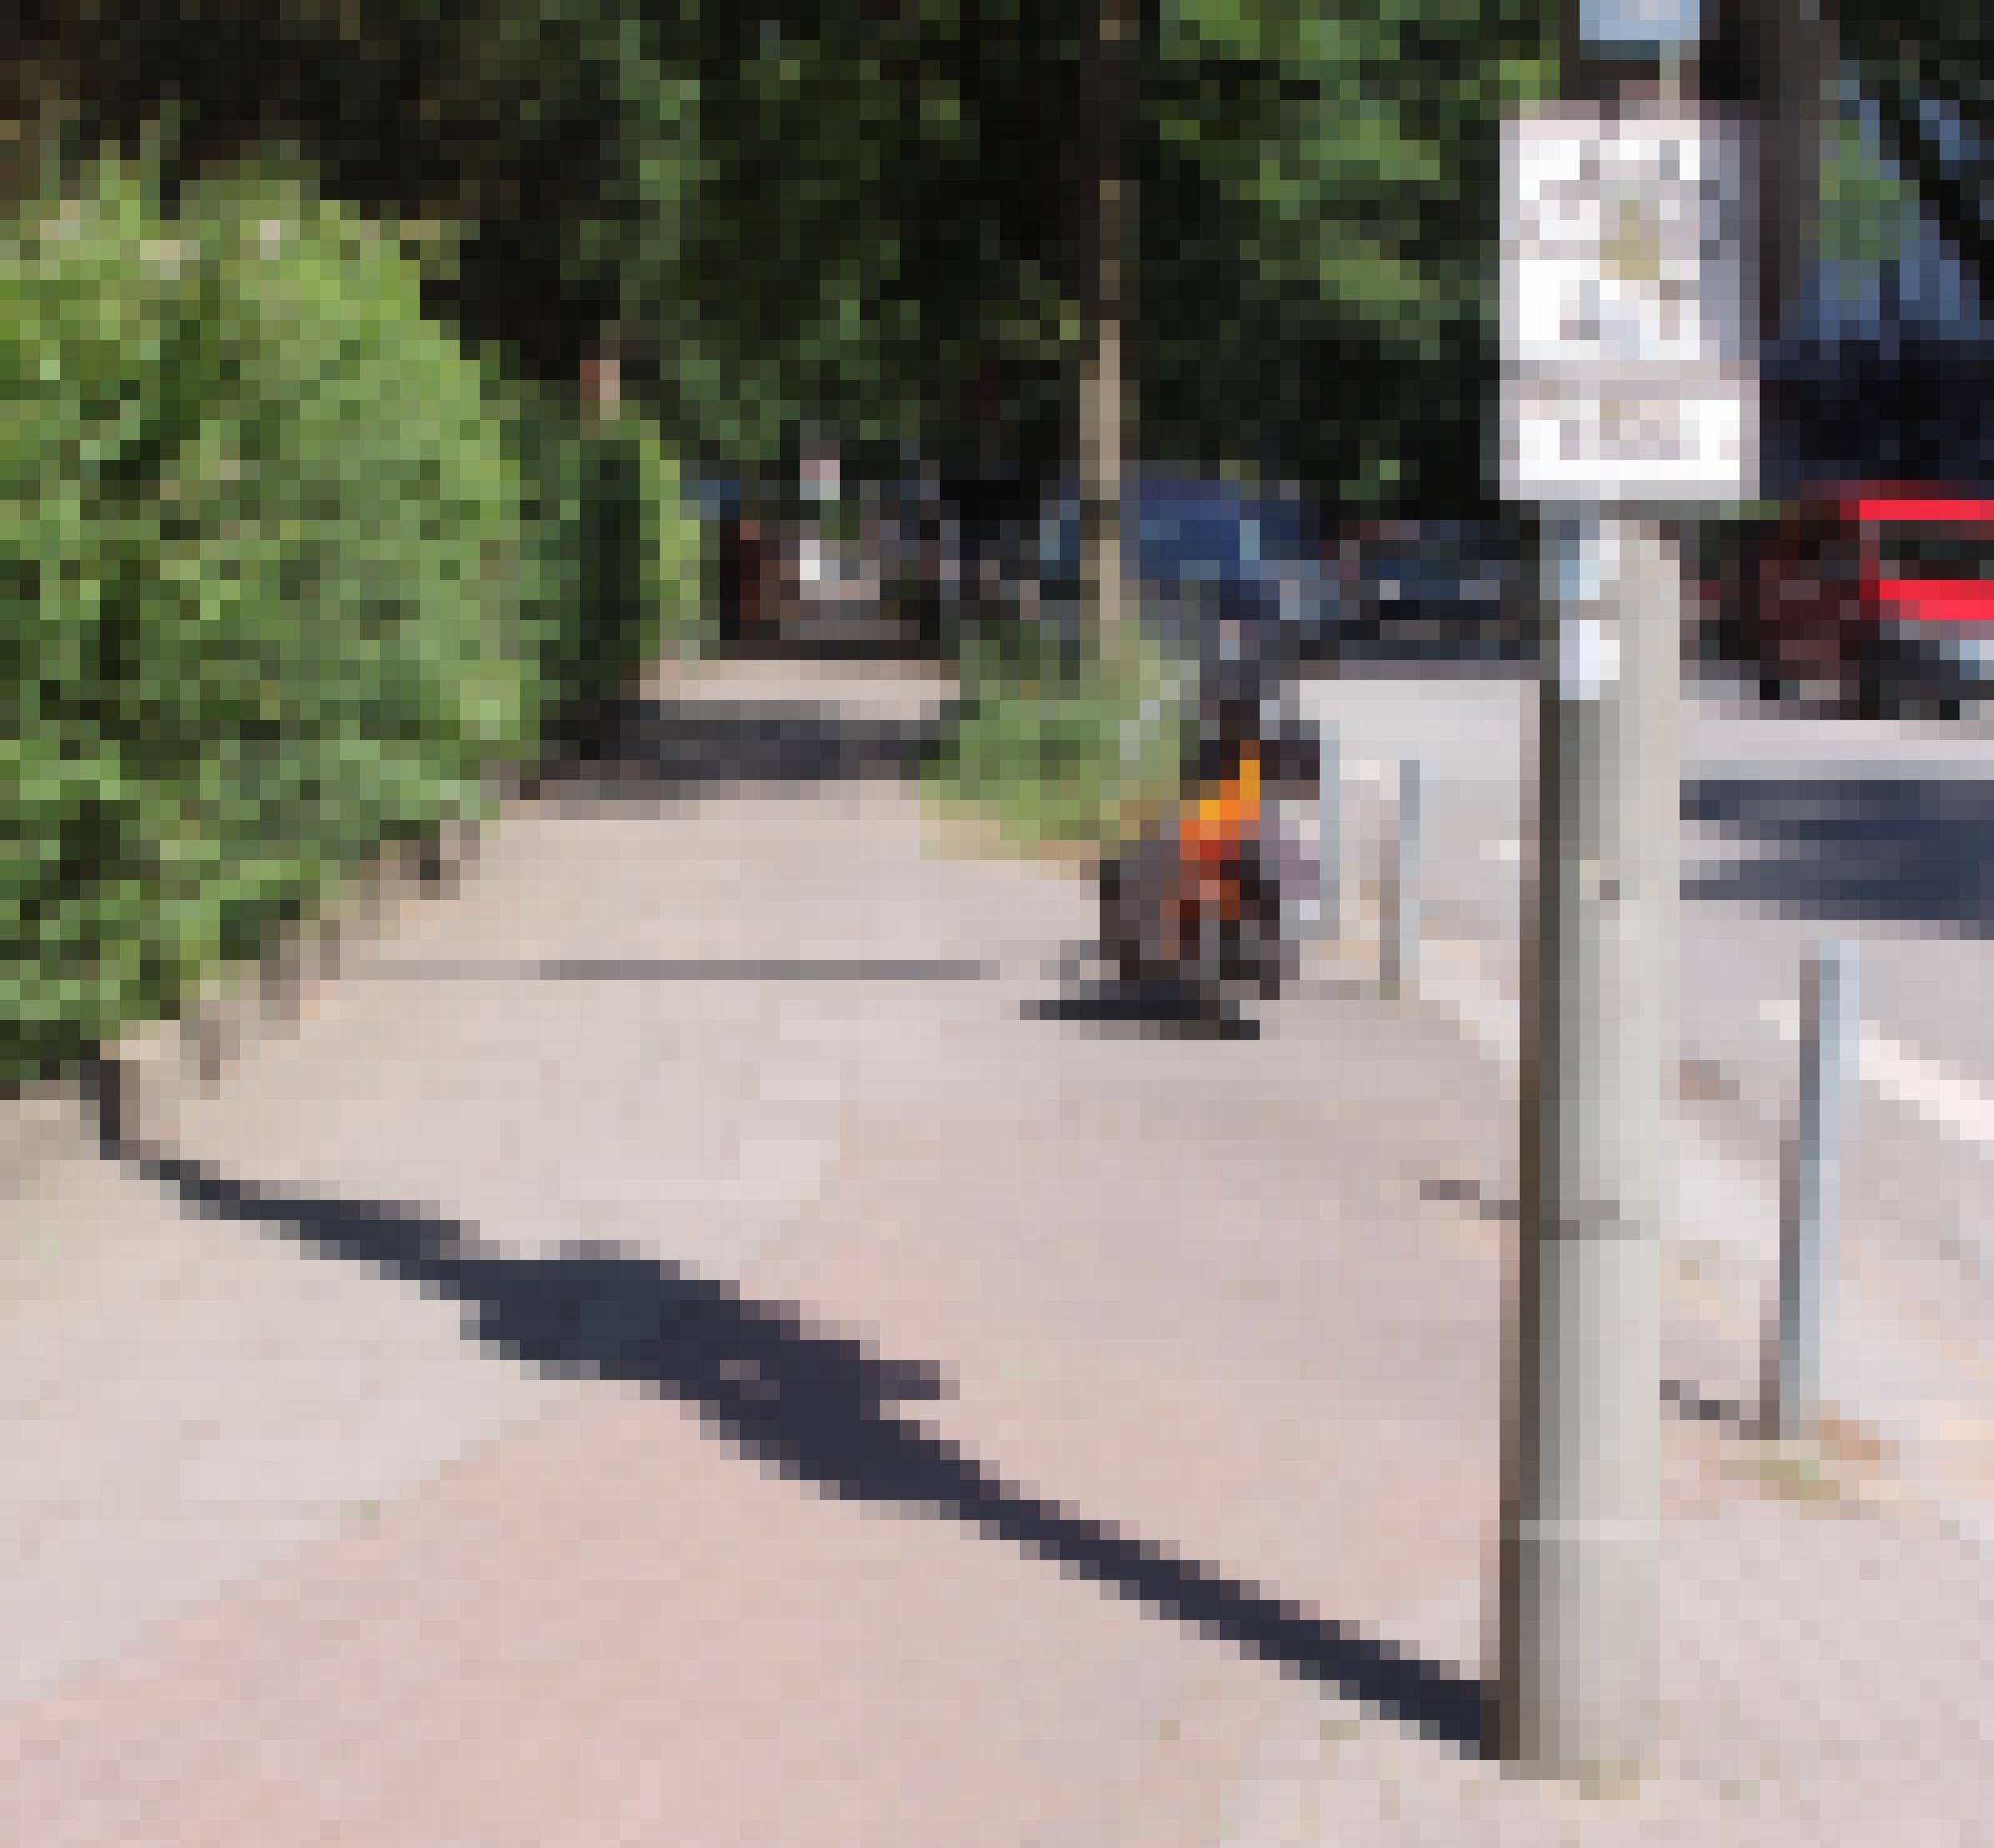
<box><xmin>987</xmin><ymin>472</ymin><xmax>1340</xmax><ymax>659</ymax></box>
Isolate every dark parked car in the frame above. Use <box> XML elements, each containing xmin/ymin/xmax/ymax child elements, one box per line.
<box><xmin>1336</xmin><ymin>519</ymin><xmax>1532</xmax><ymax>662</ymax></box>
<box><xmin>697</xmin><ymin>470</ymin><xmax>959</xmax><ymax>654</ymax></box>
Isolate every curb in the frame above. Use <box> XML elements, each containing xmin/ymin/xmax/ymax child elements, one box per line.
<box><xmin>85</xmin><ymin>815</ymin><xmax>488</xmax><ymax>1166</ymax></box>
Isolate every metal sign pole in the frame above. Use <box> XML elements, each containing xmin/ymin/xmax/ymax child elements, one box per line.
<box><xmin>1380</xmin><ymin>758</ymin><xmax>1420</xmax><ymax>1001</ymax></box>
<box><xmin>1496</xmin><ymin>0</ymin><xmax>1738</xmax><ymax>1782</ymax></box>
<box><xmin>1499</xmin><ymin>511</ymin><xmax>1678</xmax><ymax>1782</ymax></box>
<box><xmin>1317</xmin><ymin>720</ymin><xmax>1341</xmax><ymax>944</ymax></box>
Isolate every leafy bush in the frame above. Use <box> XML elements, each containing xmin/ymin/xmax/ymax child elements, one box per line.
<box><xmin>925</xmin><ymin>613</ymin><xmax>1191</xmax><ymax>860</ymax></box>
<box><xmin>0</xmin><ymin>147</ymin><xmax>541</xmax><ymax>1085</ymax></box>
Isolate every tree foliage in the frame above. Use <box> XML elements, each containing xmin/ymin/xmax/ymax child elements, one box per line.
<box><xmin>10</xmin><ymin>0</ymin><xmax>1561</xmax><ymax>512</ymax></box>
<box><xmin>1143</xmin><ymin>0</ymin><xmax>1556</xmax><ymax>508</ymax></box>
<box><xmin>563</xmin><ymin>0</ymin><xmax>1558</xmax><ymax>513</ymax></box>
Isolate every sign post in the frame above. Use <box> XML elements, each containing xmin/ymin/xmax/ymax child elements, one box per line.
<box><xmin>1495</xmin><ymin>14</ymin><xmax>1758</xmax><ymax>1782</ymax></box>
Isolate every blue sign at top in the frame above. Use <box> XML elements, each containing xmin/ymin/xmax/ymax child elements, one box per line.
<box><xmin>1580</xmin><ymin>0</ymin><xmax>1701</xmax><ymax>47</ymax></box>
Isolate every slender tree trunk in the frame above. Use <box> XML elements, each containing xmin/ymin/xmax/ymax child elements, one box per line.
<box><xmin>1080</xmin><ymin>0</ymin><xmax>1131</xmax><ymax>662</ymax></box>
<box><xmin>583</xmin><ymin>330</ymin><xmax>623</xmax><ymax>422</ymax></box>
<box><xmin>1758</xmin><ymin>0</ymin><xmax>1836</xmax><ymax>348</ymax></box>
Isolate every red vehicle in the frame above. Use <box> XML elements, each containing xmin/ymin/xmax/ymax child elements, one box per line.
<box><xmin>717</xmin><ymin>516</ymin><xmax>793</xmax><ymax>650</ymax></box>
<box><xmin>1753</xmin><ymin>484</ymin><xmax>1994</xmax><ymax>717</ymax></box>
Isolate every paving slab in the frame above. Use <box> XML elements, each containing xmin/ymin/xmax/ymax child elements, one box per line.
<box><xmin>0</xmin><ymin>1097</ymin><xmax>578</xmax><ymax>1711</ymax></box>
<box><xmin>1219</xmin><ymin>1491</ymin><xmax>1994</xmax><ymax>1848</ymax></box>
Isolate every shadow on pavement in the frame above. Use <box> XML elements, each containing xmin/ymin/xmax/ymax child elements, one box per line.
<box><xmin>721</xmin><ymin>630</ymin><xmax>945</xmax><ymax>666</ymax></box>
<box><xmin>370</xmin><ymin>958</ymin><xmax>999</xmax><ymax>982</ymax></box>
<box><xmin>1027</xmin><ymin>978</ymin><xmax>1263</xmax><ymax>1041</ymax></box>
<box><xmin>1684</xmin><ymin>774</ymin><xmax>1994</xmax><ymax>934</ymax></box>
<box><xmin>1321</xmin><ymin>645</ymin><xmax>1537</xmax><ymax>681</ymax></box>
<box><xmin>86</xmin><ymin>1058</ymin><xmax>1489</xmax><ymax>1757</ymax></box>
<box><xmin>532</xmin><ymin>693</ymin><xmax>954</xmax><ymax>802</ymax></box>
<box><xmin>1660</xmin><ymin>1377</ymin><xmax>1764</xmax><ymax>1442</ymax></box>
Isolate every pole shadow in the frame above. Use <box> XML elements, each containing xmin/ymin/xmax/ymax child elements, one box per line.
<box><xmin>85</xmin><ymin>1057</ymin><xmax>1490</xmax><ymax>1757</ymax></box>
<box><xmin>1660</xmin><ymin>1377</ymin><xmax>1765</xmax><ymax>1442</ymax></box>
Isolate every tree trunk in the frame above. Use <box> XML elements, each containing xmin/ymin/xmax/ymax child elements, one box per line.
<box><xmin>1757</xmin><ymin>0</ymin><xmax>1836</xmax><ymax>347</ymax></box>
<box><xmin>1080</xmin><ymin>0</ymin><xmax>1132</xmax><ymax>662</ymax></box>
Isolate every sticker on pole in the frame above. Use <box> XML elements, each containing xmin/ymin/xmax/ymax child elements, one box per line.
<box><xmin>1499</xmin><ymin>104</ymin><xmax>1758</xmax><ymax>506</ymax></box>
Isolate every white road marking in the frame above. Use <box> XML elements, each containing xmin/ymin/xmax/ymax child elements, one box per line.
<box><xmin>1760</xmin><ymin>999</ymin><xmax>1994</xmax><ymax>1153</ymax></box>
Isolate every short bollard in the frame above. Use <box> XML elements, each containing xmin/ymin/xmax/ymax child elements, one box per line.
<box><xmin>1765</xmin><ymin>939</ymin><xmax>1858</xmax><ymax>1441</ymax></box>
<box><xmin>1380</xmin><ymin>757</ymin><xmax>1420</xmax><ymax>1001</ymax></box>
<box><xmin>1317</xmin><ymin>719</ymin><xmax>1341</xmax><ymax>941</ymax></box>
<box><xmin>1259</xmin><ymin>774</ymin><xmax>1286</xmax><ymax>949</ymax></box>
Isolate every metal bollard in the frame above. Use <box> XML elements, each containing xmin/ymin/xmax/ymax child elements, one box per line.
<box><xmin>1766</xmin><ymin>940</ymin><xmax>1858</xmax><ymax>1441</ymax></box>
<box><xmin>1317</xmin><ymin>718</ymin><xmax>1341</xmax><ymax>942</ymax></box>
<box><xmin>1380</xmin><ymin>757</ymin><xmax>1420</xmax><ymax>1001</ymax></box>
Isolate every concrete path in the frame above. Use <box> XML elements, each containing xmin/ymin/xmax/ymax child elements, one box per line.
<box><xmin>0</xmin><ymin>656</ymin><xmax>1987</xmax><ymax>1843</ymax></box>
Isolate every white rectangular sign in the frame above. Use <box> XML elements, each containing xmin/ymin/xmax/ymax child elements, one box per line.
<box><xmin>1504</xmin><ymin>379</ymin><xmax>1756</xmax><ymax>501</ymax></box>
<box><xmin>1500</xmin><ymin>104</ymin><xmax>1758</xmax><ymax>505</ymax></box>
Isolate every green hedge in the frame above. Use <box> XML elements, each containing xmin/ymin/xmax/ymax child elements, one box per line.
<box><xmin>516</xmin><ymin>389</ymin><xmax>705</xmax><ymax>752</ymax></box>
<box><xmin>0</xmin><ymin>149</ymin><xmax>551</xmax><ymax>1086</ymax></box>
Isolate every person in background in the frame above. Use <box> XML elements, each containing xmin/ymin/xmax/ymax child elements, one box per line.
<box><xmin>1101</xmin><ymin>590</ymin><xmax>1305</xmax><ymax>1006</ymax></box>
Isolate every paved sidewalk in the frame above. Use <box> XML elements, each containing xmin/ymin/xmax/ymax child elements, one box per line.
<box><xmin>1220</xmin><ymin>1493</ymin><xmax>1994</xmax><ymax>1847</ymax></box>
<box><xmin>0</xmin><ymin>657</ymin><xmax>1988</xmax><ymax>1843</ymax></box>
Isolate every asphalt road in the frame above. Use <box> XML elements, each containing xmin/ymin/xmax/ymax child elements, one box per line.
<box><xmin>1301</xmin><ymin>664</ymin><xmax>1994</xmax><ymax>1077</ymax></box>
